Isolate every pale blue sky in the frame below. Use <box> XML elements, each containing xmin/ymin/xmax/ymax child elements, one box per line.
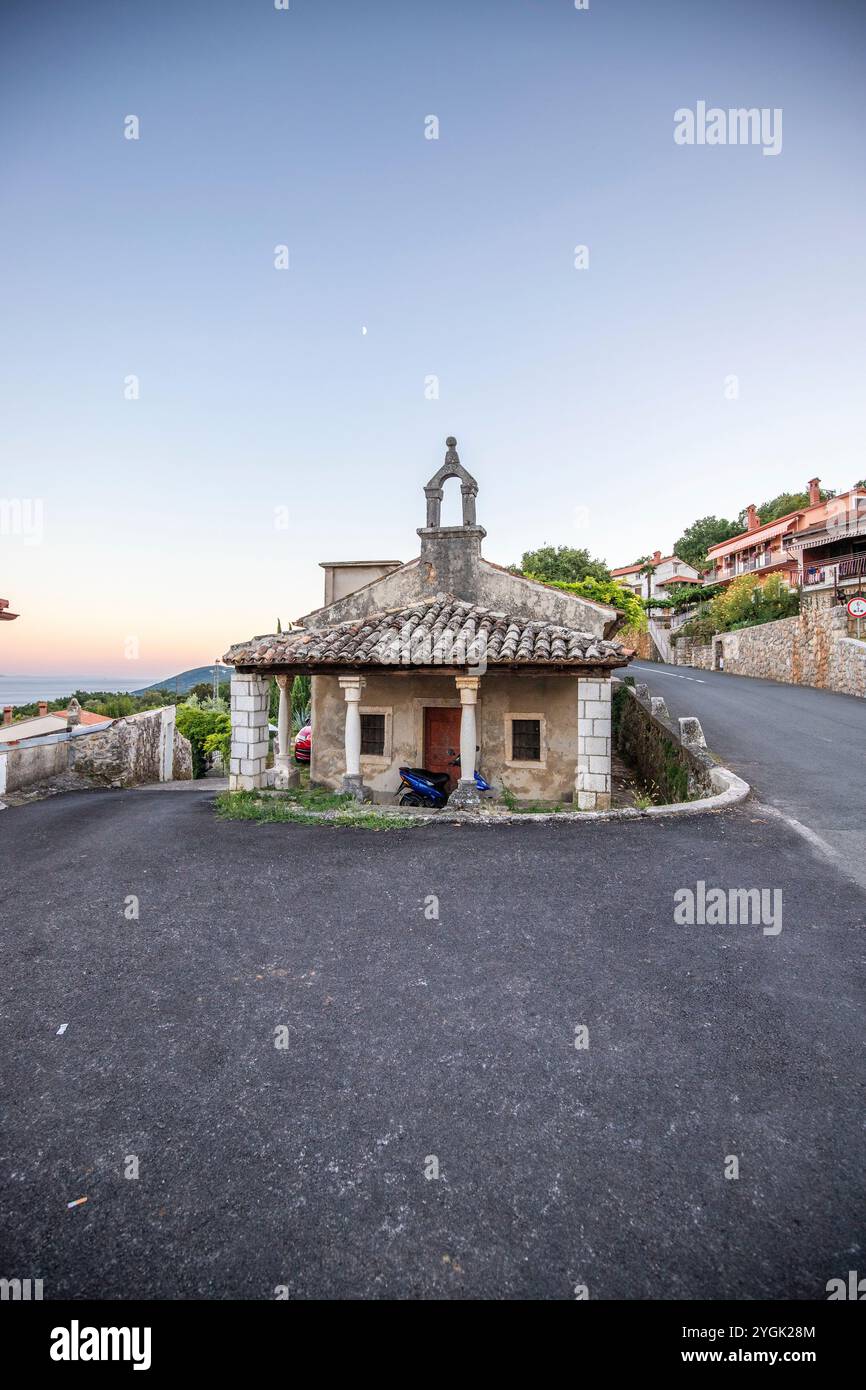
<box><xmin>1</xmin><ymin>0</ymin><xmax>864</xmax><ymax>675</ymax></box>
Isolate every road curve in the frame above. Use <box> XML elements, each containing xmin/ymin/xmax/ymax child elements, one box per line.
<box><xmin>630</xmin><ymin>661</ymin><xmax>866</xmax><ymax>888</ymax></box>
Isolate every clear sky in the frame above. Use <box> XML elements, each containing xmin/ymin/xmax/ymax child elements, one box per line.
<box><xmin>1</xmin><ymin>0</ymin><xmax>864</xmax><ymax>679</ymax></box>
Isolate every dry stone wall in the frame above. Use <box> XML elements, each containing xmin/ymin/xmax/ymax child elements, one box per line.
<box><xmin>672</xmin><ymin>604</ymin><xmax>866</xmax><ymax>697</ymax></box>
<box><xmin>671</xmin><ymin>637</ymin><xmax>714</xmax><ymax>670</ymax></box>
<box><xmin>613</xmin><ymin>682</ymin><xmax>713</xmax><ymax>803</ymax></box>
<box><xmin>69</xmin><ymin>708</ymin><xmax>192</xmax><ymax>787</ymax></box>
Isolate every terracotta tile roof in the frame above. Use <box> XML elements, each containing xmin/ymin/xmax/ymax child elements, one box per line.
<box><xmin>613</xmin><ymin>555</ymin><xmax>680</xmax><ymax>575</ymax></box>
<box><xmin>225</xmin><ymin>595</ymin><xmax>630</xmax><ymax>671</ymax></box>
<box><xmin>60</xmin><ymin>708</ymin><xmax>113</xmax><ymax>725</ymax></box>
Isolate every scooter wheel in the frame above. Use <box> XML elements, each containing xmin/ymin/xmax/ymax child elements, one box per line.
<box><xmin>399</xmin><ymin>792</ymin><xmax>425</xmax><ymax>807</ymax></box>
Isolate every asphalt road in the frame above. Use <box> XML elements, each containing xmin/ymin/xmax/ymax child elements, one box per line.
<box><xmin>1</xmin><ymin>790</ymin><xmax>864</xmax><ymax>1299</ymax></box>
<box><xmin>631</xmin><ymin>662</ymin><xmax>866</xmax><ymax>889</ymax></box>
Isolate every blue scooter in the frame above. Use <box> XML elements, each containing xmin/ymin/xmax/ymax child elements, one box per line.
<box><xmin>398</xmin><ymin>749</ymin><xmax>491</xmax><ymax>808</ymax></box>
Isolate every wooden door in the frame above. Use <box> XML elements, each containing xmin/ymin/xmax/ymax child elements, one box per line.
<box><xmin>423</xmin><ymin>707</ymin><xmax>462</xmax><ymax>789</ymax></box>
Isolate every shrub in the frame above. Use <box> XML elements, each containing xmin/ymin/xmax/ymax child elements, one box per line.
<box><xmin>175</xmin><ymin>704</ymin><xmax>231</xmax><ymax>778</ymax></box>
<box><xmin>538</xmin><ymin>576</ymin><xmax>647</xmax><ymax>632</ymax></box>
<box><xmin>708</xmin><ymin>573</ymin><xmax>799</xmax><ymax>632</ymax></box>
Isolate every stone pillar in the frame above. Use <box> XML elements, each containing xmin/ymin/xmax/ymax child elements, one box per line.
<box><xmin>158</xmin><ymin>705</ymin><xmax>176</xmax><ymax>781</ymax></box>
<box><xmin>339</xmin><ymin>675</ymin><xmax>370</xmax><ymax>801</ymax></box>
<box><xmin>447</xmin><ymin>675</ymin><xmax>481</xmax><ymax>808</ymax></box>
<box><xmin>576</xmin><ymin>674</ymin><xmax>611</xmax><ymax>811</ymax></box>
<box><xmin>274</xmin><ymin>674</ymin><xmax>299</xmax><ymax>789</ymax></box>
<box><xmin>229</xmin><ymin>671</ymin><xmax>271</xmax><ymax>791</ymax></box>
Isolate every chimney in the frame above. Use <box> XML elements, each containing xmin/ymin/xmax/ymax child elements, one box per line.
<box><xmin>808</xmin><ymin>477</ymin><xmax>821</xmax><ymax>506</ymax></box>
<box><xmin>653</xmin><ymin>549</ymin><xmax>661</xmax><ymax>564</ymax></box>
<box><xmin>3</xmin><ymin>705</ymin><xmax>12</xmax><ymax>725</ymax></box>
<box><xmin>746</xmin><ymin>504</ymin><xmax>759</xmax><ymax>532</ymax></box>
<box><xmin>38</xmin><ymin>701</ymin><xmax>48</xmax><ymax>717</ymax></box>
<box><xmin>66</xmin><ymin>697</ymin><xmax>81</xmax><ymax>729</ymax></box>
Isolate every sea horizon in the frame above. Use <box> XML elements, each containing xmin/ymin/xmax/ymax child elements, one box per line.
<box><xmin>0</xmin><ymin>674</ymin><xmax>163</xmax><ymax>708</ymax></box>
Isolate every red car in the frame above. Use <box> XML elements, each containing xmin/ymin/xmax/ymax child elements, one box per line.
<box><xmin>294</xmin><ymin>723</ymin><xmax>311</xmax><ymax>763</ymax></box>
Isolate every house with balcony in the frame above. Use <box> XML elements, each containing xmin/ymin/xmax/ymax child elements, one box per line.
<box><xmin>703</xmin><ymin>479</ymin><xmax>866</xmax><ymax>593</ymax></box>
<box><xmin>611</xmin><ymin>551</ymin><xmax>701</xmax><ymax>601</ymax></box>
<box><xmin>788</xmin><ymin>488</ymin><xmax>866</xmax><ymax>605</ymax></box>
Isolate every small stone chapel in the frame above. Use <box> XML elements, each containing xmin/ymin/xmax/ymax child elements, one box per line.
<box><xmin>224</xmin><ymin>438</ymin><xmax>632</xmax><ymax>808</ymax></box>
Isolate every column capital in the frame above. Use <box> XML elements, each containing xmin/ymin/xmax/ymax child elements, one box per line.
<box><xmin>275</xmin><ymin>673</ymin><xmax>291</xmax><ymax>690</ymax></box>
<box><xmin>338</xmin><ymin>675</ymin><xmax>366</xmax><ymax>698</ymax></box>
<box><xmin>455</xmin><ymin>674</ymin><xmax>481</xmax><ymax>700</ymax></box>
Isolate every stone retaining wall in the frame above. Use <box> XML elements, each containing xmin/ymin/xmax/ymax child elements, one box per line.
<box><xmin>671</xmin><ymin>636</ymin><xmax>714</xmax><ymax>670</ymax></box>
<box><xmin>621</xmin><ymin>628</ymin><xmax>655</xmax><ymax>661</ymax></box>
<box><xmin>719</xmin><ymin>614</ymin><xmax>798</xmax><ymax>683</ymax></box>
<box><xmin>672</xmin><ymin>605</ymin><xmax>866</xmax><ymax>698</ymax></box>
<box><xmin>612</xmin><ymin>682</ymin><xmax>714</xmax><ymax>803</ymax></box>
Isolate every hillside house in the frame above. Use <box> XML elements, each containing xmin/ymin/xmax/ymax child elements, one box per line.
<box><xmin>611</xmin><ymin>551</ymin><xmax>701</xmax><ymax>601</ymax></box>
<box><xmin>703</xmin><ymin>479</ymin><xmax>866</xmax><ymax>593</ymax></box>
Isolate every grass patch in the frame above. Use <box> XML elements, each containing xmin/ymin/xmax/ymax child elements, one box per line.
<box><xmin>214</xmin><ymin>790</ymin><xmax>416</xmax><ymax>830</ymax></box>
<box><xmin>500</xmin><ymin>783</ymin><xmax>569</xmax><ymax>814</ymax></box>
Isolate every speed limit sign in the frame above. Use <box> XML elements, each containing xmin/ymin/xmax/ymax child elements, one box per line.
<box><xmin>847</xmin><ymin>597</ymin><xmax>866</xmax><ymax>618</ymax></box>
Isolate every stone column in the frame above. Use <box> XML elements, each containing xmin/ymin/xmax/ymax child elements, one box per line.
<box><xmin>339</xmin><ymin>675</ymin><xmax>370</xmax><ymax>801</ymax></box>
<box><xmin>448</xmin><ymin>675</ymin><xmax>481</xmax><ymax>808</ymax></box>
<box><xmin>274</xmin><ymin>674</ymin><xmax>299</xmax><ymax>789</ymax></box>
<box><xmin>576</xmin><ymin>674</ymin><xmax>611</xmax><ymax>811</ymax></box>
<box><xmin>229</xmin><ymin>671</ymin><xmax>271</xmax><ymax>791</ymax></box>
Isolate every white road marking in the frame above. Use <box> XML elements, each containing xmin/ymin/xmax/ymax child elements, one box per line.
<box><xmin>631</xmin><ymin>665</ymin><xmax>706</xmax><ymax>684</ymax></box>
<box><xmin>56</xmin><ymin>1023</ymin><xmax>68</xmax><ymax>1035</ymax></box>
<box><xmin>754</xmin><ymin>803</ymin><xmax>842</xmax><ymax>863</ymax></box>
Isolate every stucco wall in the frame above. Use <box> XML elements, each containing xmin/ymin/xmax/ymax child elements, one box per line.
<box><xmin>310</xmin><ymin>670</ymin><xmax>588</xmax><ymax>803</ymax></box>
<box><xmin>322</xmin><ymin>562</ymin><xmax>403</xmax><ymax>606</ymax></box>
<box><xmin>1</xmin><ymin>739</ymin><xmax>68</xmax><ymax>793</ymax></box>
<box><xmin>302</xmin><ymin>553</ymin><xmax>616</xmax><ymax>638</ymax></box>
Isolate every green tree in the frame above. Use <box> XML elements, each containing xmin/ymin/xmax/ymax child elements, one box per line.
<box><xmin>634</xmin><ymin>554</ymin><xmax>659</xmax><ymax>602</ymax></box>
<box><xmin>515</xmin><ymin>545</ymin><xmax>610</xmax><ymax>584</ymax></box>
<box><xmin>673</xmin><ymin>516</ymin><xmax>741</xmax><ymax>571</ymax></box>
<box><xmin>175</xmin><ymin>704</ymin><xmax>232</xmax><ymax>779</ymax></box>
<box><xmin>740</xmin><ymin>488</ymin><xmax>835</xmax><ymax>529</ymax></box>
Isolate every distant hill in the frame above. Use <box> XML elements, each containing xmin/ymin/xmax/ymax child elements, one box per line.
<box><xmin>133</xmin><ymin>665</ymin><xmax>232</xmax><ymax>697</ymax></box>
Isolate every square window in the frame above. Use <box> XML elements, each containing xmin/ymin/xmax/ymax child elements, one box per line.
<box><xmin>511</xmin><ymin>718</ymin><xmax>541</xmax><ymax>762</ymax></box>
<box><xmin>360</xmin><ymin>713</ymin><xmax>386</xmax><ymax>756</ymax></box>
